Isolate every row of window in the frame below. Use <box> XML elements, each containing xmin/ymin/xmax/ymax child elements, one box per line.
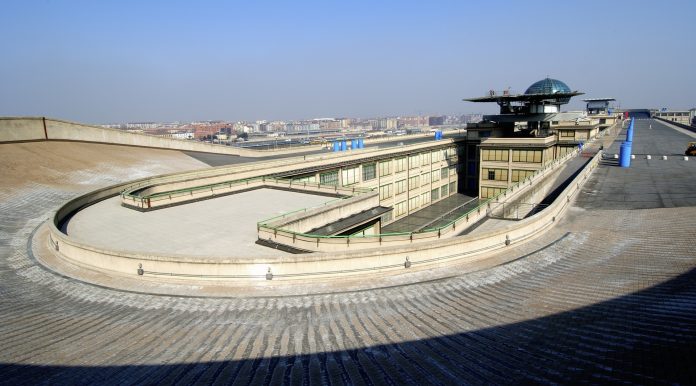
<box><xmin>483</xmin><ymin>168</ymin><xmax>508</xmax><ymax>181</ymax></box>
<box><xmin>482</xmin><ymin>168</ymin><xmax>537</xmax><ymax>182</ymax></box>
<box><xmin>381</xmin><ymin>181</ymin><xmax>456</xmax><ymax>202</ymax></box>
<box><xmin>480</xmin><ymin>186</ymin><xmax>505</xmax><ymax>199</ymax></box>
<box><xmin>392</xmin><ymin>183</ymin><xmax>456</xmax><ymax>218</ymax></box>
<box><xmin>379</xmin><ymin>167</ymin><xmax>452</xmax><ymax>199</ymax></box>
<box><xmin>378</xmin><ymin>148</ymin><xmax>457</xmax><ymax>177</ymax></box>
<box><xmin>482</xmin><ymin>149</ymin><xmax>544</xmax><ymax>163</ymax></box>
<box><xmin>511</xmin><ymin>150</ymin><xmax>542</xmax><ymax>163</ymax></box>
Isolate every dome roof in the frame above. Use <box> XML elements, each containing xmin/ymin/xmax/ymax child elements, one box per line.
<box><xmin>525</xmin><ymin>78</ymin><xmax>571</xmax><ymax>95</ymax></box>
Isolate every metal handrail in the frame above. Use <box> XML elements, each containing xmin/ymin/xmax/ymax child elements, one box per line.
<box><xmin>257</xmin><ymin>148</ymin><xmax>581</xmax><ymax>240</ymax></box>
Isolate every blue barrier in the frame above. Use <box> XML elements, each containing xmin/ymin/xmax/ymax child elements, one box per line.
<box><xmin>358</xmin><ymin>138</ymin><xmax>364</xmax><ymax>148</ymax></box>
<box><xmin>333</xmin><ymin>141</ymin><xmax>340</xmax><ymax>152</ymax></box>
<box><xmin>619</xmin><ymin>141</ymin><xmax>632</xmax><ymax>168</ymax></box>
<box><xmin>341</xmin><ymin>140</ymin><xmax>347</xmax><ymax>151</ymax></box>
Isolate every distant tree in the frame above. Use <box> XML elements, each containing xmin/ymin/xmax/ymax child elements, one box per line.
<box><xmin>237</xmin><ymin>132</ymin><xmax>249</xmax><ymax>140</ymax></box>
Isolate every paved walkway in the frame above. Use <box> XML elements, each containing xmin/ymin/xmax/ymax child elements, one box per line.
<box><xmin>1</xmin><ymin>126</ymin><xmax>696</xmax><ymax>384</ymax></box>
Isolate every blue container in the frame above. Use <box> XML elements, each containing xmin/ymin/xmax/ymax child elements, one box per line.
<box><xmin>358</xmin><ymin>138</ymin><xmax>364</xmax><ymax>148</ymax></box>
<box><xmin>340</xmin><ymin>140</ymin><xmax>347</xmax><ymax>151</ymax></box>
<box><xmin>353</xmin><ymin>139</ymin><xmax>359</xmax><ymax>149</ymax></box>
<box><xmin>619</xmin><ymin>141</ymin><xmax>632</xmax><ymax>168</ymax></box>
<box><xmin>434</xmin><ymin>131</ymin><xmax>441</xmax><ymax>140</ymax></box>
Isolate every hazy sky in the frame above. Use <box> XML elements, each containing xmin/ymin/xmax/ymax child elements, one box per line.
<box><xmin>2</xmin><ymin>0</ymin><xmax>695</xmax><ymax>123</ymax></box>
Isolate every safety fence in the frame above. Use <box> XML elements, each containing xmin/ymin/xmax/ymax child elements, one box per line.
<box><xmin>257</xmin><ymin>148</ymin><xmax>582</xmax><ymax>252</ymax></box>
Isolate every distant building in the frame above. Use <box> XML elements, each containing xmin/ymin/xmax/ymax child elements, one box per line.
<box><xmin>653</xmin><ymin>110</ymin><xmax>694</xmax><ymax>126</ymax></box>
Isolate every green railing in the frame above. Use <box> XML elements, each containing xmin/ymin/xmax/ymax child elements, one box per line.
<box><xmin>122</xmin><ymin>174</ymin><xmax>375</xmax><ymax>208</ymax></box>
<box><xmin>257</xmin><ymin>148</ymin><xmax>581</xmax><ymax>241</ymax></box>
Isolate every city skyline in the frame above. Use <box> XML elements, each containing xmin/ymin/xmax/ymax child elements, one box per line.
<box><xmin>2</xmin><ymin>0</ymin><xmax>695</xmax><ymax>123</ymax></box>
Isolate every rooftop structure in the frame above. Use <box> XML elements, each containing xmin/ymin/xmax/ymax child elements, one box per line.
<box><xmin>464</xmin><ymin>78</ymin><xmax>584</xmax><ymax>116</ymax></box>
<box><xmin>583</xmin><ymin>97</ymin><xmax>616</xmax><ymax>115</ymax></box>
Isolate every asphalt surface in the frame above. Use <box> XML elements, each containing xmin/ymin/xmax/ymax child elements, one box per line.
<box><xmin>576</xmin><ymin>118</ymin><xmax>696</xmax><ymax>209</ymax></box>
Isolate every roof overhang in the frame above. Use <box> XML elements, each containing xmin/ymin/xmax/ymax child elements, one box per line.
<box><xmin>464</xmin><ymin>91</ymin><xmax>584</xmax><ymax>103</ymax></box>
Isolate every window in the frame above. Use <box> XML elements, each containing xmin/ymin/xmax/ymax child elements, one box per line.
<box><xmin>449</xmin><ymin>165</ymin><xmax>457</xmax><ymax>176</ymax></box>
<box><xmin>446</xmin><ymin>147</ymin><xmax>456</xmax><ymax>159</ymax></box>
<box><xmin>431</xmin><ymin>188</ymin><xmax>440</xmax><ymax>201</ymax></box>
<box><xmin>511</xmin><ymin>169</ymin><xmax>535</xmax><ymax>182</ymax></box>
<box><xmin>341</xmin><ymin>166</ymin><xmax>359</xmax><ymax>185</ymax></box>
<box><xmin>449</xmin><ymin>181</ymin><xmax>456</xmax><ymax>195</ymax></box>
<box><xmin>480</xmin><ymin>186</ymin><xmax>505</xmax><ymax>199</ymax></box>
<box><xmin>409</xmin><ymin>195</ymin><xmax>420</xmax><ymax>211</ymax></box>
<box><xmin>409</xmin><ymin>175</ymin><xmax>419</xmax><ymax>190</ymax></box>
<box><xmin>394</xmin><ymin>200</ymin><xmax>407</xmax><ymax>217</ymax></box>
<box><xmin>482</xmin><ymin>168</ymin><xmax>508</xmax><ymax>181</ymax></box>
<box><xmin>362</xmin><ymin>163</ymin><xmax>376</xmax><ymax>181</ymax></box>
<box><xmin>421</xmin><ymin>152</ymin><xmax>431</xmax><ymax>166</ymax></box>
<box><xmin>379</xmin><ymin>183</ymin><xmax>392</xmax><ymax>200</ymax></box>
<box><xmin>394</xmin><ymin>157</ymin><xmax>407</xmax><ymax>173</ymax></box>
<box><xmin>441</xmin><ymin>167</ymin><xmax>449</xmax><ymax>180</ymax></box>
<box><xmin>557</xmin><ymin>146</ymin><xmax>574</xmax><ymax>158</ymax></box>
<box><xmin>421</xmin><ymin>172</ymin><xmax>431</xmax><ymax>186</ymax></box>
<box><xmin>481</xmin><ymin>149</ymin><xmax>509</xmax><ymax>162</ymax></box>
<box><xmin>409</xmin><ymin>155</ymin><xmax>420</xmax><ymax>169</ymax></box>
<box><xmin>560</xmin><ymin>130</ymin><xmax>575</xmax><ymax>138</ymax></box>
<box><xmin>320</xmin><ymin>171</ymin><xmax>338</xmax><ymax>185</ymax></box>
<box><xmin>379</xmin><ymin>160</ymin><xmax>391</xmax><ymax>176</ymax></box>
<box><xmin>432</xmin><ymin>150</ymin><xmax>441</xmax><ymax>163</ymax></box>
<box><xmin>511</xmin><ymin>150</ymin><xmax>542</xmax><ymax>163</ymax></box>
<box><xmin>421</xmin><ymin>191</ymin><xmax>430</xmax><ymax>205</ymax></box>
<box><xmin>395</xmin><ymin>179</ymin><xmax>407</xmax><ymax>195</ymax></box>
<box><xmin>441</xmin><ymin>184</ymin><xmax>449</xmax><ymax>197</ymax></box>
<box><xmin>431</xmin><ymin>171</ymin><xmax>440</xmax><ymax>182</ymax></box>
<box><xmin>293</xmin><ymin>174</ymin><xmax>316</xmax><ymax>184</ymax></box>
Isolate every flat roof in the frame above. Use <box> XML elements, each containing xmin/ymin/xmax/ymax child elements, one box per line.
<box><xmin>582</xmin><ymin>98</ymin><xmax>616</xmax><ymax>102</ymax></box>
<box><xmin>66</xmin><ymin>188</ymin><xmax>332</xmax><ymax>258</ymax></box>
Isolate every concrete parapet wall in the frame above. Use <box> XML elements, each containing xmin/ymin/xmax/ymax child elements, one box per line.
<box><xmin>265</xmin><ymin>192</ymin><xmax>380</xmax><ymax>233</ymax></box>
<box><xmin>1</xmin><ymin>117</ymin><xmax>458</xmax><ymax>158</ymax></box>
<box><xmin>47</xmin><ymin>149</ymin><xmax>599</xmax><ymax>282</ymax></box>
<box><xmin>0</xmin><ymin>117</ymin><xmax>47</xmax><ymax>142</ymax></box>
<box><xmin>654</xmin><ymin>117</ymin><xmax>696</xmax><ymax>134</ymax></box>
<box><xmin>0</xmin><ymin>117</ymin><xmax>249</xmax><ymax>155</ymax></box>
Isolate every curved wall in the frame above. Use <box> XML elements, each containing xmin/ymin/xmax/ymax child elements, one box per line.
<box><xmin>46</xmin><ymin>150</ymin><xmax>602</xmax><ymax>282</ymax></box>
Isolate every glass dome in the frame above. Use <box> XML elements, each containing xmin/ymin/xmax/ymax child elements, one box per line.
<box><xmin>525</xmin><ymin>78</ymin><xmax>571</xmax><ymax>95</ymax></box>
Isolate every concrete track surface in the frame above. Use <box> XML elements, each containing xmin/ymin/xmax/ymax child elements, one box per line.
<box><xmin>1</xmin><ymin>121</ymin><xmax>696</xmax><ymax>385</ymax></box>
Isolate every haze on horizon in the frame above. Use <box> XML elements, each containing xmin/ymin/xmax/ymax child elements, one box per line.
<box><xmin>1</xmin><ymin>0</ymin><xmax>694</xmax><ymax>124</ymax></box>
